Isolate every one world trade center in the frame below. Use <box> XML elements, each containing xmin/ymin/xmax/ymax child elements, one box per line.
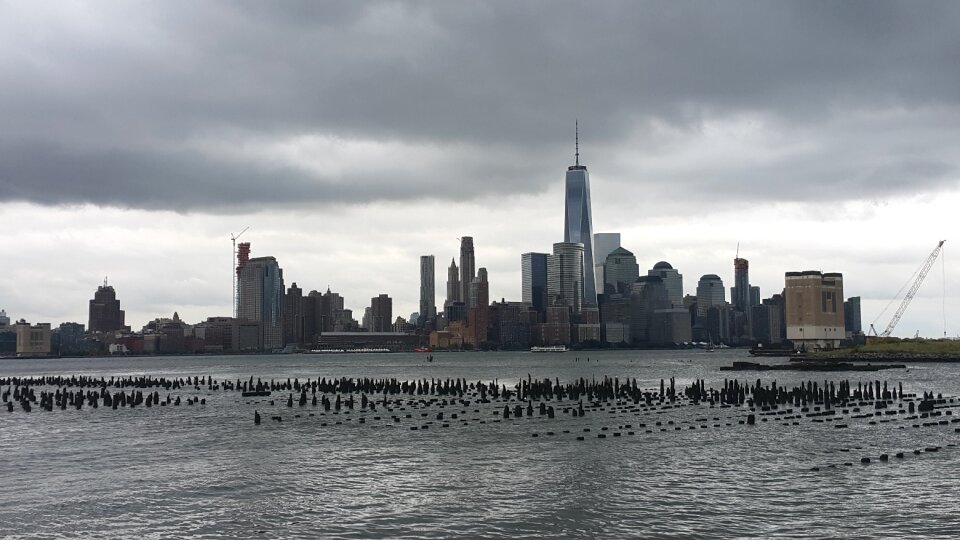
<box><xmin>563</xmin><ymin>123</ymin><xmax>597</xmax><ymax>307</ymax></box>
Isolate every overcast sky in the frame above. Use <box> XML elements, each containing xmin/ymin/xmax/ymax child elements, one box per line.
<box><xmin>1</xmin><ymin>1</ymin><xmax>958</xmax><ymax>338</ymax></box>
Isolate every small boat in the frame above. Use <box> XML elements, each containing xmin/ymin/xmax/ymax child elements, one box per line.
<box><xmin>531</xmin><ymin>346</ymin><xmax>568</xmax><ymax>353</ymax></box>
<box><xmin>414</xmin><ymin>348</ymin><xmax>432</xmax><ymax>353</ymax></box>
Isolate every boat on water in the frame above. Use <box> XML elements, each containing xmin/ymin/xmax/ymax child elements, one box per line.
<box><xmin>530</xmin><ymin>346</ymin><xmax>568</xmax><ymax>353</ymax></box>
<box><xmin>414</xmin><ymin>348</ymin><xmax>432</xmax><ymax>353</ymax></box>
<box><xmin>307</xmin><ymin>348</ymin><xmax>391</xmax><ymax>354</ymax></box>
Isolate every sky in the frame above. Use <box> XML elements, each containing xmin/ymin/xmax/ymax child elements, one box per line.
<box><xmin>1</xmin><ymin>1</ymin><xmax>958</xmax><ymax>338</ymax></box>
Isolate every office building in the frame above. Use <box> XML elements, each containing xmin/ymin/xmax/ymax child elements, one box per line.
<box><xmin>733</xmin><ymin>258</ymin><xmax>750</xmax><ymax>313</ymax></box>
<box><xmin>370</xmin><ymin>294</ymin><xmax>393</xmax><ymax>333</ymax></box>
<box><xmin>547</xmin><ymin>242</ymin><xmax>585</xmax><ymax>315</ymax></box>
<box><xmin>604</xmin><ymin>248</ymin><xmax>639</xmax><ymax>295</ymax></box>
<box><xmin>784</xmin><ymin>271</ymin><xmax>845</xmax><ymax>350</ymax></box>
<box><xmin>648</xmin><ymin>261</ymin><xmax>683</xmax><ymax>307</ymax></box>
<box><xmin>419</xmin><ymin>255</ymin><xmax>436</xmax><ymax>324</ymax></box>
<box><xmin>282</xmin><ymin>283</ymin><xmax>304</xmax><ymax>346</ymax></box>
<box><xmin>521</xmin><ymin>252</ymin><xmax>549</xmax><ymax>316</ymax></box>
<box><xmin>15</xmin><ymin>320</ymin><xmax>52</xmax><ymax>356</ymax></box>
<box><xmin>88</xmin><ymin>280</ymin><xmax>126</xmax><ymax>333</ymax></box>
<box><xmin>563</xmin><ymin>129</ymin><xmax>598</xmax><ymax>307</ymax></box>
<box><xmin>844</xmin><ymin>296</ymin><xmax>862</xmax><ymax>338</ymax></box>
<box><xmin>459</xmin><ymin>237</ymin><xmax>476</xmax><ymax>310</ymax></box>
<box><xmin>696</xmin><ymin>275</ymin><xmax>726</xmax><ymax>317</ymax></box>
<box><xmin>446</xmin><ymin>258</ymin><xmax>461</xmax><ymax>306</ymax></box>
<box><xmin>238</xmin><ymin>256</ymin><xmax>285</xmax><ymax>350</ymax></box>
<box><xmin>593</xmin><ymin>233</ymin><xmax>621</xmax><ymax>296</ymax></box>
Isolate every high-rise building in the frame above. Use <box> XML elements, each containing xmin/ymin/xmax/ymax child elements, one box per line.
<box><xmin>844</xmin><ymin>296</ymin><xmax>862</xmax><ymax>338</ymax></box>
<box><xmin>446</xmin><ymin>258</ymin><xmax>461</xmax><ymax>306</ymax></box>
<box><xmin>733</xmin><ymin>258</ymin><xmax>750</xmax><ymax>313</ymax></box>
<box><xmin>238</xmin><ymin>256</ymin><xmax>285</xmax><ymax>350</ymax></box>
<box><xmin>419</xmin><ymin>255</ymin><xmax>436</xmax><ymax>324</ymax></box>
<box><xmin>88</xmin><ymin>280</ymin><xmax>126</xmax><ymax>333</ymax></box>
<box><xmin>521</xmin><ymin>252</ymin><xmax>549</xmax><ymax>315</ymax></box>
<box><xmin>370</xmin><ymin>294</ymin><xmax>392</xmax><ymax>333</ymax></box>
<box><xmin>563</xmin><ymin>127</ymin><xmax>597</xmax><ymax>307</ymax></box>
<box><xmin>467</xmin><ymin>268</ymin><xmax>490</xmax><ymax>346</ymax></box>
<box><xmin>593</xmin><ymin>233</ymin><xmax>621</xmax><ymax>296</ymax></box>
<box><xmin>282</xmin><ymin>282</ymin><xmax>304</xmax><ymax>346</ymax></box>
<box><xmin>696</xmin><ymin>274</ymin><xmax>725</xmax><ymax>317</ymax></box>
<box><xmin>459</xmin><ymin>237</ymin><xmax>476</xmax><ymax>310</ymax></box>
<box><xmin>629</xmin><ymin>276</ymin><xmax>671</xmax><ymax>343</ymax></box>
<box><xmin>547</xmin><ymin>242</ymin><xmax>584</xmax><ymax>315</ymax></box>
<box><xmin>0</xmin><ymin>309</ymin><xmax>9</xmax><ymax>328</ymax></box>
<box><xmin>784</xmin><ymin>271</ymin><xmax>844</xmax><ymax>350</ymax></box>
<box><xmin>603</xmin><ymin>247</ymin><xmax>639</xmax><ymax>295</ymax></box>
<box><xmin>648</xmin><ymin>261</ymin><xmax>683</xmax><ymax>307</ymax></box>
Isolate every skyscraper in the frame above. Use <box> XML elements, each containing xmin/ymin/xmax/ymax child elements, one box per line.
<box><xmin>521</xmin><ymin>252</ymin><xmax>549</xmax><ymax>314</ymax></box>
<box><xmin>370</xmin><ymin>294</ymin><xmax>392</xmax><ymax>333</ymax></box>
<box><xmin>733</xmin><ymin>258</ymin><xmax>750</xmax><ymax>313</ymax></box>
<box><xmin>238</xmin><ymin>256</ymin><xmax>285</xmax><ymax>349</ymax></box>
<box><xmin>593</xmin><ymin>232</ymin><xmax>621</xmax><ymax>296</ymax></box>
<box><xmin>419</xmin><ymin>255</ymin><xmax>436</xmax><ymax>323</ymax></box>
<box><xmin>459</xmin><ymin>237</ymin><xmax>476</xmax><ymax>310</ymax></box>
<box><xmin>445</xmin><ymin>258</ymin><xmax>460</xmax><ymax>306</ymax></box>
<box><xmin>547</xmin><ymin>242</ymin><xmax>585</xmax><ymax>315</ymax></box>
<box><xmin>648</xmin><ymin>261</ymin><xmax>684</xmax><ymax>307</ymax></box>
<box><xmin>88</xmin><ymin>280</ymin><xmax>126</xmax><ymax>333</ymax></box>
<box><xmin>564</xmin><ymin>125</ymin><xmax>597</xmax><ymax>307</ymax></box>
<box><xmin>696</xmin><ymin>274</ymin><xmax>725</xmax><ymax>317</ymax></box>
<box><xmin>282</xmin><ymin>282</ymin><xmax>303</xmax><ymax>346</ymax></box>
<box><xmin>603</xmin><ymin>247</ymin><xmax>639</xmax><ymax>295</ymax></box>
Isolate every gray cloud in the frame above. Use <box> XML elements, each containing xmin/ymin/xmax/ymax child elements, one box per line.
<box><xmin>1</xmin><ymin>1</ymin><xmax>960</xmax><ymax>211</ymax></box>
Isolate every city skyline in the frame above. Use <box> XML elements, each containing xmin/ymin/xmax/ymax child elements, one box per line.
<box><xmin>0</xmin><ymin>3</ymin><xmax>958</xmax><ymax>337</ymax></box>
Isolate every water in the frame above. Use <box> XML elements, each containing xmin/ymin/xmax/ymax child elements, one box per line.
<box><xmin>2</xmin><ymin>349</ymin><xmax>960</xmax><ymax>539</ymax></box>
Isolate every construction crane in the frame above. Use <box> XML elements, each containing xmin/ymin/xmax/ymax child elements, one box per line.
<box><xmin>230</xmin><ymin>227</ymin><xmax>250</xmax><ymax>318</ymax></box>
<box><xmin>870</xmin><ymin>240</ymin><xmax>945</xmax><ymax>338</ymax></box>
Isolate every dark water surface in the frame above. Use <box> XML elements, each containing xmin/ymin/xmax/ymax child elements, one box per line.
<box><xmin>2</xmin><ymin>349</ymin><xmax>960</xmax><ymax>539</ymax></box>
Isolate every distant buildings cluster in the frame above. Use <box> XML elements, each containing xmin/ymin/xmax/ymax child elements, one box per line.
<box><xmin>1</xmin><ymin>140</ymin><xmax>864</xmax><ymax>357</ymax></box>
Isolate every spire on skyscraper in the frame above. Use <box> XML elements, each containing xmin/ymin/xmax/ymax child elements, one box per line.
<box><xmin>575</xmin><ymin>119</ymin><xmax>579</xmax><ymax>167</ymax></box>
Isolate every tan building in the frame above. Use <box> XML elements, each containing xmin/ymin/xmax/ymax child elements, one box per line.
<box><xmin>784</xmin><ymin>271</ymin><xmax>844</xmax><ymax>350</ymax></box>
<box><xmin>15</xmin><ymin>321</ymin><xmax>52</xmax><ymax>356</ymax></box>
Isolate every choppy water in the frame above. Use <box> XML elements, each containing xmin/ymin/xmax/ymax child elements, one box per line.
<box><xmin>2</xmin><ymin>349</ymin><xmax>960</xmax><ymax>539</ymax></box>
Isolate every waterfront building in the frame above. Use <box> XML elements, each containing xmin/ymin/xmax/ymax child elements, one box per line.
<box><xmin>445</xmin><ymin>258</ymin><xmax>461</xmax><ymax>306</ymax></box>
<box><xmin>15</xmin><ymin>320</ymin><xmax>52</xmax><ymax>356</ymax></box>
<box><xmin>547</xmin><ymin>242</ymin><xmax>585</xmax><ymax>315</ymax></box>
<box><xmin>0</xmin><ymin>309</ymin><xmax>9</xmax><ymax>328</ymax></box>
<box><xmin>784</xmin><ymin>271</ymin><xmax>845</xmax><ymax>350</ymax></box>
<box><xmin>751</xmin><ymin>294</ymin><xmax>786</xmax><ymax>345</ymax></box>
<box><xmin>593</xmin><ymin>233</ymin><xmax>621</xmax><ymax>296</ymax></box>
<box><xmin>648</xmin><ymin>261</ymin><xmax>683</xmax><ymax>307</ymax></box>
<box><xmin>54</xmin><ymin>322</ymin><xmax>91</xmax><ymax>356</ymax></box>
<box><xmin>88</xmin><ymin>280</ymin><xmax>127</xmax><ymax>333</ymax></box>
<box><xmin>521</xmin><ymin>252</ymin><xmax>549</xmax><ymax>317</ymax></box>
<box><xmin>238</xmin><ymin>256</ymin><xmax>285</xmax><ymax>350</ymax></box>
<box><xmin>563</xmin><ymin>130</ymin><xmax>598</xmax><ymax>307</ymax></box>
<box><xmin>706</xmin><ymin>303</ymin><xmax>732</xmax><ymax>344</ymax></box>
<box><xmin>459</xmin><ymin>237</ymin><xmax>476</xmax><ymax>310</ymax></box>
<box><xmin>696</xmin><ymin>274</ymin><xmax>726</xmax><ymax>318</ymax></box>
<box><xmin>419</xmin><ymin>255</ymin><xmax>436</xmax><ymax>325</ymax></box>
<box><xmin>466</xmin><ymin>268</ymin><xmax>490</xmax><ymax>346</ymax></box>
<box><xmin>604</xmin><ymin>247</ymin><xmax>639</xmax><ymax>295</ymax></box>
<box><xmin>489</xmin><ymin>300</ymin><xmax>536</xmax><ymax>349</ymax></box>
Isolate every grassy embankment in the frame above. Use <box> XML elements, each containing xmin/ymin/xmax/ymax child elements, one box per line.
<box><xmin>816</xmin><ymin>339</ymin><xmax>960</xmax><ymax>357</ymax></box>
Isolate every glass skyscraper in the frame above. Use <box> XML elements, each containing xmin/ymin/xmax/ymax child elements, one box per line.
<box><xmin>564</xmin><ymin>137</ymin><xmax>597</xmax><ymax>306</ymax></box>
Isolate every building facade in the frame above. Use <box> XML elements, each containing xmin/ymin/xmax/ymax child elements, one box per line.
<box><xmin>547</xmin><ymin>242</ymin><xmax>585</xmax><ymax>315</ymax></box>
<box><xmin>370</xmin><ymin>294</ymin><xmax>393</xmax><ymax>333</ymax></box>
<box><xmin>785</xmin><ymin>271</ymin><xmax>845</xmax><ymax>350</ymax></box>
<box><xmin>604</xmin><ymin>247</ymin><xmax>639</xmax><ymax>295</ymax></box>
<box><xmin>648</xmin><ymin>261</ymin><xmax>683</xmax><ymax>308</ymax></box>
<box><xmin>696</xmin><ymin>274</ymin><xmax>726</xmax><ymax>318</ymax></box>
<box><xmin>459</xmin><ymin>237</ymin><xmax>476</xmax><ymax>310</ymax></box>
<box><xmin>88</xmin><ymin>281</ymin><xmax>126</xmax><ymax>333</ymax></box>
<box><xmin>564</xmin><ymin>148</ymin><xmax>598</xmax><ymax>307</ymax></box>
<box><xmin>521</xmin><ymin>252</ymin><xmax>549</xmax><ymax>317</ymax></box>
<box><xmin>419</xmin><ymin>255</ymin><xmax>436</xmax><ymax>325</ymax></box>
<box><xmin>238</xmin><ymin>256</ymin><xmax>285</xmax><ymax>350</ymax></box>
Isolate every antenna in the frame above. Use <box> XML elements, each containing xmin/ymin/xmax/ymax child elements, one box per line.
<box><xmin>575</xmin><ymin>120</ymin><xmax>580</xmax><ymax>166</ymax></box>
<box><xmin>230</xmin><ymin>226</ymin><xmax>250</xmax><ymax>318</ymax></box>
<box><xmin>735</xmin><ymin>242</ymin><xmax>740</xmax><ymax>259</ymax></box>
<box><xmin>103</xmin><ymin>276</ymin><xmax>108</xmax><ymax>288</ymax></box>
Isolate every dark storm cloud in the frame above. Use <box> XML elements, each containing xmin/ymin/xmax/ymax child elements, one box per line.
<box><xmin>1</xmin><ymin>1</ymin><xmax>959</xmax><ymax>211</ymax></box>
